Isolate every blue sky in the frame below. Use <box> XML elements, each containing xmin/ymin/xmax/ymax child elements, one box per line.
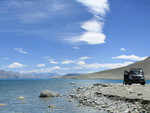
<box><xmin>0</xmin><ymin>0</ymin><xmax>149</xmax><ymax>74</ymax></box>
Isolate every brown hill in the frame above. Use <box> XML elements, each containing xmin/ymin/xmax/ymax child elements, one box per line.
<box><xmin>62</xmin><ymin>57</ymin><xmax>150</xmax><ymax>80</ymax></box>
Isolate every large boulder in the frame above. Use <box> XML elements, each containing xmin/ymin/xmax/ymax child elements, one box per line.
<box><xmin>39</xmin><ymin>90</ymin><xmax>60</xmax><ymax>98</ymax></box>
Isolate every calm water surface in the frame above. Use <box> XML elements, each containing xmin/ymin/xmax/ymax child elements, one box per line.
<box><xmin>0</xmin><ymin>79</ymin><xmax>149</xmax><ymax>113</ymax></box>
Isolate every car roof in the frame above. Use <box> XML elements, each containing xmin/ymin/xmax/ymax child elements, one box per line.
<box><xmin>129</xmin><ymin>68</ymin><xmax>143</xmax><ymax>71</ymax></box>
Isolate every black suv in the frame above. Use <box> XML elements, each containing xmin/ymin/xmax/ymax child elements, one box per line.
<box><xmin>123</xmin><ymin>68</ymin><xmax>145</xmax><ymax>85</ymax></box>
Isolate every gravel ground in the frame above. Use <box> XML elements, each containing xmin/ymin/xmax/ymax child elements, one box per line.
<box><xmin>69</xmin><ymin>83</ymin><xmax>150</xmax><ymax>113</ymax></box>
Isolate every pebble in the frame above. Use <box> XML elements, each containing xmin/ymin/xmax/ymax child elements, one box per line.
<box><xmin>17</xmin><ymin>96</ymin><xmax>24</xmax><ymax>100</ymax></box>
<box><xmin>0</xmin><ymin>104</ymin><xmax>6</xmax><ymax>107</ymax></box>
<box><xmin>69</xmin><ymin>83</ymin><xmax>150</xmax><ymax>113</ymax></box>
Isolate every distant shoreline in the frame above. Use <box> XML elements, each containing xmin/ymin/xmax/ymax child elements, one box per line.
<box><xmin>61</xmin><ymin>77</ymin><xmax>150</xmax><ymax>80</ymax></box>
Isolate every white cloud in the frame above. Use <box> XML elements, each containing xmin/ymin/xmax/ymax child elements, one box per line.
<box><xmin>74</xmin><ymin>31</ymin><xmax>106</xmax><ymax>45</ymax></box>
<box><xmin>69</xmin><ymin>0</ymin><xmax>109</xmax><ymax>45</ymax></box>
<box><xmin>21</xmin><ymin>66</ymin><xmax>61</xmax><ymax>73</ymax></box>
<box><xmin>77</xmin><ymin>61</ymin><xmax>86</xmax><ymax>65</ymax></box>
<box><xmin>70</xmin><ymin>20</ymin><xmax>106</xmax><ymax>45</ymax></box>
<box><xmin>37</xmin><ymin>64</ymin><xmax>46</xmax><ymax>68</ymax></box>
<box><xmin>77</xmin><ymin>0</ymin><xmax>109</xmax><ymax>16</ymax></box>
<box><xmin>48</xmin><ymin>59</ymin><xmax>58</xmax><ymax>64</ymax></box>
<box><xmin>62</xmin><ymin>60</ymin><xmax>74</xmax><ymax>64</ymax></box>
<box><xmin>75</xmin><ymin>62</ymin><xmax>133</xmax><ymax>70</ymax></box>
<box><xmin>43</xmin><ymin>57</ymin><xmax>58</xmax><ymax>64</ymax></box>
<box><xmin>86</xmin><ymin>62</ymin><xmax>133</xmax><ymax>69</ymax></box>
<box><xmin>8</xmin><ymin>62</ymin><xmax>25</xmax><ymax>68</ymax></box>
<box><xmin>112</xmin><ymin>55</ymin><xmax>148</xmax><ymax>61</ymax></box>
<box><xmin>120</xmin><ymin>48</ymin><xmax>126</xmax><ymax>52</ymax></box>
<box><xmin>61</xmin><ymin>57</ymin><xmax>91</xmax><ymax>65</ymax></box>
<box><xmin>81</xmin><ymin>20</ymin><xmax>104</xmax><ymax>32</ymax></box>
<box><xmin>75</xmin><ymin>58</ymin><xmax>133</xmax><ymax>69</ymax></box>
<box><xmin>79</xmin><ymin>56</ymin><xmax>91</xmax><ymax>60</ymax></box>
<box><xmin>14</xmin><ymin>48</ymin><xmax>28</xmax><ymax>54</ymax></box>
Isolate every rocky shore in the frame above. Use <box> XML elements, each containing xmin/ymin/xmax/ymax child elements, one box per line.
<box><xmin>69</xmin><ymin>83</ymin><xmax>150</xmax><ymax>113</ymax></box>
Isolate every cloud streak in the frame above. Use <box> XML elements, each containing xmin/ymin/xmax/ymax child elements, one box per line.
<box><xmin>8</xmin><ymin>62</ymin><xmax>25</xmax><ymax>68</ymax></box>
<box><xmin>21</xmin><ymin>66</ymin><xmax>61</xmax><ymax>73</ymax></box>
<box><xmin>77</xmin><ymin>0</ymin><xmax>109</xmax><ymax>16</ymax></box>
<box><xmin>0</xmin><ymin>0</ymin><xmax>65</xmax><ymax>23</ymax></box>
<box><xmin>14</xmin><ymin>48</ymin><xmax>28</xmax><ymax>54</ymax></box>
<box><xmin>79</xmin><ymin>56</ymin><xmax>91</xmax><ymax>60</ymax></box>
<box><xmin>120</xmin><ymin>48</ymin><xmax>127</xmax><ymax>52</ymax></box>
<box><xmin>75</xmin><ymin>61</ymin><xmax>133</xmax><ymax>69</ymax></box>
<box><xmin>48</xmin><ymin>59</ymin><xmax>58</xmax><ymax>64</ymax></box>
<box><xmin>69</xmin><ymin>0</ymin><xmax>109</xmax><ymax>45</ymax></box>
<box><xmin>112</xmin><ymin>55</ymin><xmax>148</xmax><ymax>61</ymax></box>
<box><xmin>61</xmin><ymin>56</ymin><xmax>91</xmax><ymax>65</ymax></box>
<box><xmin>62</xmin><ymin>60</ymin><xmax>74</xmax><ymax>64</ymax></box>
<box><xmin>37</xmin><ymin>64</ymin><xmax>46</xmax><ymax>68</ymax></box>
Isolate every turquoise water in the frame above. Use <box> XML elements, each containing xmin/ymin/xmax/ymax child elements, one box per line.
<box><xmin>0</xmin><ymin>79</ymin><xmax>149</xmax><ymax>113</ymax></box>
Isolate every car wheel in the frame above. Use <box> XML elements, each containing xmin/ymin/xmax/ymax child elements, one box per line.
<box><xmin>141</xmin><ymin>82</ymin><xmax>145</xmax><ymax>85</ymax></box>
<box><xmin>124</xmin><ymin>81</ymin><xmax>127</xmax><ymax>85</ymax></box>
<box><xmin>128</xmin><ymin>82</ymin><xmax>132</xmax><ymax>85</ymax></box>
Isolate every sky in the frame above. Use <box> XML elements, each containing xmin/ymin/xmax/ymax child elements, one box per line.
<box><xmin>0</xmin><ymin>0</ymin><xmax>149</xmax><ymax>75</ymax></box>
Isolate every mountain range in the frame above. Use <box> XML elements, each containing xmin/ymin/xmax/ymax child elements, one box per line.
<box><xmin>1</xmin><ymin>57</ymin><xmax>150</xmax><ymax>80</ymax></box>
<box><xmin>0</xmin><ymin>70</ymin><xmax>60</xmax><ymax>79</ymax></box>
<box><xmin>61</xmin><ymin>57</ymin><xmax>150</xmax><ymax>80</ymax></box>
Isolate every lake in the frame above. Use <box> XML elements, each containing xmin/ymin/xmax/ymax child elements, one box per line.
<box><xmin>0</xmin><ymin>79</ymin><xmax>149</xmax><ymax>113</ymax></box>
